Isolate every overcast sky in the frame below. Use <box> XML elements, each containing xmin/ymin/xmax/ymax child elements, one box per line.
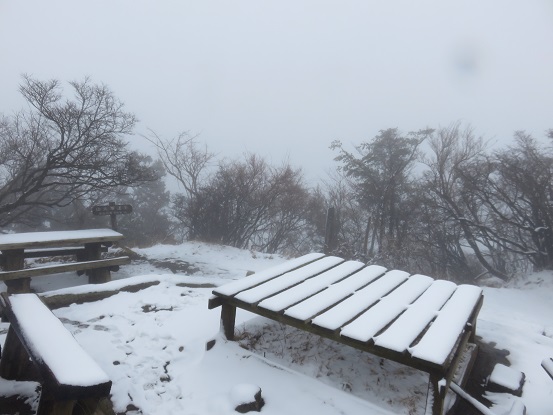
<box><xmin>1</xmin><ymin>0</ymin><xmax>552</xmax><ymax>182</ymax></box>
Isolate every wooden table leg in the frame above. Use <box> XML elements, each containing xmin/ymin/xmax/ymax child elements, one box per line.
<box><xmin>37</xmin><ymin>398</ymin><xmax>76</xmax><ymax>415</ymax></box>
<box><xmin>428</xmin><ymin>372</ymin><xmax>446</xmax><ymax>415</ymax></box>
<box><xmin>84</xmin><ymin>243</ymin><xmax>111</xmax><ymax>284</ymax></box>
<box><xmin>2</xmin><ymin>249</ymin><xmax>30</xmax><ymax>294</ymax></box>
<box><xmin>221</xmin><ymin>303</ymin><xmax>237</xmax><ymax>340</ymax></box>
<box><xmin>0</xmin><ymin>326</ymin><xmax>38</xmax><ymax>381</ymax></box>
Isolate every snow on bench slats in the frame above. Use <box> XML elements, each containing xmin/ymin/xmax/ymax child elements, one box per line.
<box><xmin>373</xmin><ymin>280</ymin><xmax>457</xmax><ymax>351</ymax></box>
<box><xmin>409</xmin><ymin>285</ymin><xmax>482</xmax><ymax>365</ymax></box>
<box><xmin>340</xmin><ymin>274</ymin><xmax>433</xmax><ymax>342</ymax></box>
<box><xmin>234</xmin><ymin>256</ymin><xmax>344</xmax><ymax>304</ymax></box>
<box><xmin>311</xmin><ymin>270</ymin><xmax>409</xmax><ymax>331</ymax></box>
<box><xmin>213</xmin><ymin>253</ymin><xmax>325</xmax><ymax>297</ymax></box>
<box><xmin>10</xmin><ymin>294</ymin><xmax>110</xmax><ymax>387</ymax></box>
<box><xmin>284</xmin><ymin>265</ymin><xmax>387</xmax><ymax>322</ymax></box>
<box><xmin>0</xmin><ymin>229</ymin><xmax>122</xmax><ymax>247</ymax></box>
<box><xmin>258</xmin><ymin>261</ymin><xmax>365</xmax><ymax>312</ymax></box>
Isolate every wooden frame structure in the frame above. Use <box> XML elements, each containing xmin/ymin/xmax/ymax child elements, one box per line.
<box><xmin>209</xmin><ymin>253</ymin><xmax>483</xmax><ymax>415</ymax></box>
<box><xmin>0</xmin><ymin>229</ymin><xmax>130</xmax><ymax>293</ymax></box>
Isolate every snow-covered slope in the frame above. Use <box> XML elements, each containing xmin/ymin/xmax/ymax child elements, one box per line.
<box><xmin>1</xmin><ymin>242</ymin><xmax>552</xmax><ymax>414</ymax></box>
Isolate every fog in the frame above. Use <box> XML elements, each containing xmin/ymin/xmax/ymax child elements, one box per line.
<box><xmin>1</xmin><ymin>0</ymin><xmax>552</xmax><ymax>181</ymax></box>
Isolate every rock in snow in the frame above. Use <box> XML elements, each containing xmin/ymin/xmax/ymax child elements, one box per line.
<box><xmin>488</xmin><ymin>363</ymin><xmax>525</xmax><ymax>397</ymax></box>
<box><xmin>230</xmin><ymin>383</ymin><xmax>264</xmax><ymax>413</ymax></box>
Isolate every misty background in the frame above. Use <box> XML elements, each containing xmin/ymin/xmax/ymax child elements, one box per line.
<box><xmin>1</xmin><ymin>0</ymin><xmax>553</xmax><ymax>182</ymax></box>
<box><xmin>2</xmin><ymin>0</ymin><xmax>553</xmax><ymax>284</ymax></box>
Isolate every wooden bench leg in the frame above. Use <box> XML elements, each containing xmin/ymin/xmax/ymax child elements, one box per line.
<box><xmin>2</xmin><ymin>249</ymin><xmax>31</xmax><ymax>294</ymax></box>
<box><xmin>73</xmin><ymin>397</ymin><xmax>105</xmax><ymax>414</ymax></box>
<box><xmin>37</xmin><ymin>398</ymin><xmax>76</xmax><ymax>415</ymax></box>
<box><xmin>469</xmin><ymin>318</ymin><xmax>478</xmax><ymax>343</ymax></box>
<box><xmin>0</xmin><ymin>326</ymin><xmax>39</xmax><ymax>381</ymax></box>
<box><xmin>221</xmin><ymin>303</ymin><xmax>236</xmax><ymax>341</ymax></box>
<box><xmin>428</xmin><ymin>373</ymin><xmax>446</xmax><ymax>415</ymax></box>
<box><xmin>84</xmin><ymin>243</ymin><xmax>111</xmax><ymax>284</ymax></box>
<box><xmin>4</xmin><ymin>278</ymin><xmax>31</xmax><ymax>294</ymax></box>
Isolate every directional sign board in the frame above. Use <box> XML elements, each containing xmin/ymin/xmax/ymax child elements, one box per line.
<box><xmin>92</xmin><ymin>204</ymin><xmax>133</xmax><ymax>216</ymax></box>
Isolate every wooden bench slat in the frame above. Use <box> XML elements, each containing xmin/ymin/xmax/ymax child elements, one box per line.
<box><xmin>310</xmin><ymin>270</ymin><xmax>409</xmax><ymax>331</ymax></box>
<box><xmin>6</xmin><ymin>294</ymin><xmax>110</xmax><ymax>388</ymax></box>
<box><xmin>20</xmin><ymin>246</ymin><xmax>107</xmax><ymax>258</ymax></box>
<box><xmin>0</xmin><ymin>257</ymin><xmax>130</xmax><ymax>281</ymax></box>
<box><xmin>257</xmin><ymin>261</ymin><xmax>365</xmax><ymax>313</ymax></box>
<box><xmin>373</xmin><ymin>280</ymin><xmax>457</xmax><ymax>352</ymax></box>
<box><xmin>234</xmin><ymin>256</ymin><xmax>344</xmax><ymax>304</ymax></box>
<box><xmin>0</xmin><ymin>229</ymin><xmax>123</xmax><ymax>250</ymax></box>
<box><xmin>283</xmin><ymin>265</ymin><xmax>387</xmax><ymax>321</ymax></box>
<box><xmin>340</xmin><ymin>274</ymin><xmax>434</xmax><ymax>342</ymax></box>
<box><xmin>409</xmin><ymin>285</ymin><xmax>483</xmax><ymax>365</ymax></box>
<box><xmin>213</xmin><ymin>253</ymin><xmax>325</xmax><ymax>297</ymax></box>
<box><xmin>542</xmin><ymin>357</ymin><xmax>553</xmax><ymax>381</ymax></box>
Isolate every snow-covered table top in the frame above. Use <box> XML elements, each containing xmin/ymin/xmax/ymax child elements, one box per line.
<box><xmin>0</xmin><ymin>229</ymin><xmax>123</xmax><ymax>250</ymax></box>
<box><xmin>5</xmin><ymin>293</ymin><xmax>111</xmax><ymax>387</ymax></box>
<box><xmin>212</xmin><ymin>253</ymin><xmax>484</xmax><ymax>373</ymax></box>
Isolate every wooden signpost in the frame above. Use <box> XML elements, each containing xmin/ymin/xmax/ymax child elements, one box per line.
<box><xmin>92</xmin><ymin>202</ymin><xmax>132</xmax><ymax>231</ymax></box>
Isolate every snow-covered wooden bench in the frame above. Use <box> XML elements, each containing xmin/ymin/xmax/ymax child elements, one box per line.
<box><xmin>0</xmin><ymin>229</ymin><xmax>130</xmax><ymax>293</ymax></box>
<box><xmin>208</xmin><ymin>253</ymin><xmax>483</xmax><ymax>415</ymax></box>
<box><xmin>0</xmin><ymin>293</ymin><xmax>112</xmax><ymax>415</ymax></box>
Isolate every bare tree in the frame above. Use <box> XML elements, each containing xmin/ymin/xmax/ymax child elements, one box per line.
<box><xmin>176</xmin><ymin>154</ymin><xmax>311</xmax><ymax>253</ymax></box>
<box><xmin>422</xmin><ymin>123</ymin><xmax>511</xmax><ymax>280</ymax></box>
<box><xmin>0</xmin><ymin>75</ymin><xmax>157</xmax><ymax>227</ymax></box>
<box><xmin>458</xmin><ymin>132</ymin><xmax>553</xmax><ymax>272</ymax></box>
<box><xmin>145</xmin><ymin>131</ymin><xmax>214</xmax><ymax>198</ymax></box>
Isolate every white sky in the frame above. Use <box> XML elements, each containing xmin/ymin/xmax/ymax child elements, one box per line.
<box><xmin>1</xmin><ymin>0</ymin><xmax>553</xmax><ymax>182</ymax></box>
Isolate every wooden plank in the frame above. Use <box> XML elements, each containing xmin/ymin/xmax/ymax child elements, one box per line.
<box><xmin>233</xmin><ymin>256</ymin><xmax>344</xmax><ymax>304</ymax></box>
<box><xmin>541</xmin><ymin>357</ymin><xmax>553</xmax><ymax>381</ymax></box>
<box><xmin>216</xmin><ymin>294</ymin><xmax>449</xmax><ymax>374</ymax></box>
<box><xmin>340</xmin><ymin>274</ymin><xmax>434</xmax><ymax>342</ymax></box>
<box><xmin>0</xmin><ymin>229</ymin><xmax>123</xmax><ymax>250</ymax></box>
<box><xmin>448</xmin><ymin>382</ymin><xmax>497</xmax><ymax>415</ymax></box>
<box><xmin>257</xmin><ymin>261</ymin><xmax>365</xmax><ymax>313</ymax></box>
<box><xmin>208</xmin><ymin>295</ymin><xmax>225</xmax><ymax>309</ymax></box>
<box><xmin>410</xmin><ymin>286</ymin><xmax>483</xmax><ymax>366</ymax></box>
<box><xmin>18</xmin><ymin>247</ymin><xmax>107</xmax><ymax>258</ymax></box>
<box><xmin>213</xmin><ymin>253</ymin><xmax>325</xmax><ymax>297</ymax></box>
<box><xmin>41</xmin><ymin>280</ymin><xmax>162</xmax><ymax>309</ymax></box>
<box><xmin>0</xmin><ymin>257</ymin><xmax>130</xmax><ymax>281</ymax></box>
<box><xmin>310</xmin><ymin>269</ymin><xmax>409</xmax><ymax>331</ymax></box>
<box><xmin>453</xmin><ymin>343</ymin><xmax>479</xmax><ymax>388</ymax></box>
<box><xmin>373</xmin><ymin>280</ymin><xmax>457</xmax><ymax>352</ymax></box>
<box><xmin>283</xmin><ymin>265</ymin><xmax>387</xmax><ymax>321</ymax></box>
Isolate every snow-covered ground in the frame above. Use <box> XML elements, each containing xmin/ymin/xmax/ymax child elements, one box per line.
<box><xmin>1</xmin><ymin>242</ymin><xmax>553</xmax><ymax>414</ymax></box>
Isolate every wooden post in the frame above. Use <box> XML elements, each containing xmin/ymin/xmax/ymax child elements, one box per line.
<box><xmin>324</xmin><ymin>207</ymin><xmax>338</xmax><ymax>255</ymax></box>
<box><xmin>2</xmin><ymin>249</ymin><xmax>30</xmax><ymax>294</ymax></box>
<box><xmin>221</xmin><ymin>303</ymin><xmax>236</xmax><ymax>340</ymax></box>
<box><xmin>0</xmin><ymin>326</ymin><xmax>37</xmax><ymax>381</ymax></box>
<box><xmin>37</xmin><ymin>399</ymin><xmax>76</xmax><ymax>415</ymax></box>
<box><xmin>428</xmin><ymin>373</ymin><xmax>446</xmax><ymax>415</ymax></box>
<box><xmin>109</xmin><ymin>202</ymin><xmax>118</xmax><ymax>231</ymax></box>
<box><xmin>84</xmin><ymin>243</ymin><xmax>111</xmax><ymax>284</ymax></box>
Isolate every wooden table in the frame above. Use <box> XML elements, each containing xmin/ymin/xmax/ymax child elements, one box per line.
<box><xmin>0</xmin><ymin>229</ymin><xmax>129</xmax><ymax>294</ymax></box>
<box><xmin>209</xmin><ymin>253</ymin><xmax>484</xmax><ymax>415</ymax></box>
